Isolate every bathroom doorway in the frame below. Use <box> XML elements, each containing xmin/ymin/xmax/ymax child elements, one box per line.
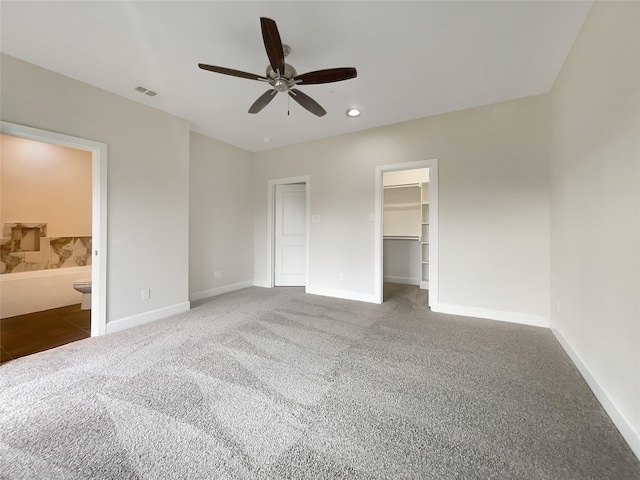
<box><xmin>374</xmin><ymin>159</ymin><xmax>438</xmax><ymax>305</ymax></box>
<box><xmin>0</xmin><ymin>122</ymin><xmax>107</xmax><ymax>356</ymax></box>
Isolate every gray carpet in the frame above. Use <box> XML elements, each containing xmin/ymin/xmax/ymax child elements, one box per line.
<box><xmin>1</xmin><ymin>283</ymin><xmax>638</xmax><ymax>479</ymax></box>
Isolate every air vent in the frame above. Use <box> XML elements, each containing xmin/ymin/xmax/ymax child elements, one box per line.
<box><xmin>134</xmin><ymin>86</ymin><xmax>158</xmax><ymax>97</ymax></box>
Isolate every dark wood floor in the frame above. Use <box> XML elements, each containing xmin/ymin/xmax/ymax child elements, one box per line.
<box><xmin>1</xmin><ymin>304</ymin><xmax>90</xmax><ymax>364</ymax></box>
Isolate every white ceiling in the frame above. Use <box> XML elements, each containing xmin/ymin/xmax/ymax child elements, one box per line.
<box><xmin>1</xmin><ymin>1</ymin><xmax>592</xmax><ymax>152</ymax></box>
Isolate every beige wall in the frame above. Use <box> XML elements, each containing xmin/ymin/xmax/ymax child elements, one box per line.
<box><xmin>1</xmin><ymin>53</ymin><xmax>190</xmax><ymax>323</ymax></box>
<box><xmin>253</xmin><ymin>94</ymin><xmax>551</xmax><ymax>319</ymax></box>
<box><xmin>550</xmin><ymin>1</ymin><xmax>640</xmax><ymax>441</ymax></box>
<box><xmin>189</xmin><ymin>132</ymin><xmax>254</xmax><ymax>296</ymax></box>
<box><xmin>1</xmin><ymin>134</ymin><xmax>92</xmax><ymax>237</ymax></box>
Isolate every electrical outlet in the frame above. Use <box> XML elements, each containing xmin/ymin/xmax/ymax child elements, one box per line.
<box><xmin>370</xmin><ymin>212</ymin><xmax>375</xmax><ymax>222</ymax></box>
<box><xmin>141</xmin><ymin>288</ymin><xmax>150</xmax><ymax>300</ymax></box>
<box><xmin>339</xmin><ymin>273</ymin><xmax>344</xmax><ymax>281</ymax></box>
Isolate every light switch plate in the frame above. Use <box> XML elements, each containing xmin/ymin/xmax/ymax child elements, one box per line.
<box><xmin>311</xmin><ymin>215</ymin><xmax>321</xmax><ymax>223</ymax></box>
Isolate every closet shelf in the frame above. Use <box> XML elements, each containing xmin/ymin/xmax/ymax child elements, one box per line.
<box><xmin>383</xmin><ymin>236</ymin><xmax>419</xmax><ymax>241</ymax></box>
<box><xmin>420</xmin><ymin>182</ymin><xmax>429</xmax><ymax>288</ymax></box>
<box><xmin>384</xmin><ymin>202</ymin><xmax>421</xmax><ymax>208</ymax></box>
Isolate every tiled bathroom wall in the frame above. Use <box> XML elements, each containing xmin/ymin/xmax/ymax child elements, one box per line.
<box><xmin>0</xmin><ymin>223</ymin><xmax>91</xmax><ymax>274</ymax></box>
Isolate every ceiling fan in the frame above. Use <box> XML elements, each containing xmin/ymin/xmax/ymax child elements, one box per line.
<box><xmin>198</xmin><ymin>17</ymin><xmax>357</xmax><ymax>117</ymax></box>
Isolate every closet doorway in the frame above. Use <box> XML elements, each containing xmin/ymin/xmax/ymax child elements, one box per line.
<box><xmin>266</xmin><ymin>176</ymin><xmax>310</xmax><ymax>289</ymax></box>
<box><xmin>274</xmin><ymin>183</ymin><xmax>306</xmax><ymax>286</ymax></box>
<box><xmin>374</xmin><ymin>160</ymin><xmax>438</xmax><ymax>305</ymax></box>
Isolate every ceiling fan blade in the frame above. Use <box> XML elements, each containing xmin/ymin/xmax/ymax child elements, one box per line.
<box><xmin>260</xmin><ymin>17</ymin><xmax>285</xmax><ymax>75</ymax></box>
<box><xmin>289</xmin><ymin>89</ymin><xmax>327</xmax><ymax>117</ymax></box>
<box><xmin>198</xmin><ymin>64</ymin><xmax>266</xmax><ymax>81</ymax></box>
<box><xmin>249</xmin><ymin>89</ymin><xmax>278</xmax><ymax>114</ymax></box>
<box><xmin>294</xmin><ymin>67</ymin><xmax>358</xmax><ymax>85</ymax></box>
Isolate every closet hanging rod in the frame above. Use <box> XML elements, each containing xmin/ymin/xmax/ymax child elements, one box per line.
<box><xmin>383</xmin><ymin>183</ymin><xmax>420</xmax><ymax>189</ymax></box>
<box><xmin>383</xmin><ymin>235</ymin><xmax>420</xmax><ymax>240</ymax></box>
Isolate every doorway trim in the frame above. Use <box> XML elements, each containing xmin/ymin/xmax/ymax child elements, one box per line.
<box><xmin>375</xmin><ymin>159</ymin><xmax>438</xmax><ymax>305</ymax></box>
<box><xmin>1</xmin><ymin>121</ymin><xmax>108</xmax><ymax>336</ymax></box>
<box><xmin>266</xmin><ymin>176</ymin><xmax>310</xmax><ymax>289</ymax></box>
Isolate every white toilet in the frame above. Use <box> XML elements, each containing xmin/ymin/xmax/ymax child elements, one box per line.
<box><xmin>73</xmin><ymin>279</ymin><xmax>92</xmax><ymax>310</ymax></box>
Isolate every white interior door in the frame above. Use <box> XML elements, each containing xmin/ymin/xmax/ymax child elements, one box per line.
<box><xmin>275</xmin><ymin>184</ymin><xmax>307</xmax><ymax>286</ymax></box>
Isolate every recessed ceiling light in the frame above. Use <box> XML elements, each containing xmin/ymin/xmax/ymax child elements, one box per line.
<box><xmin>347</xmin><ymin>109</ymin><xmax>361</xmax><ymax>117</ymax></box>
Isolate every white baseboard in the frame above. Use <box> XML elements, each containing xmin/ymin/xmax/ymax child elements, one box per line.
<box><xmin>430</xmin><ymin>303</ymin><xmax>549</xmax><ymax>328</ymax></box>
<box><xmin>189</xmin><ymin>280</ymin><xmax>254</xmax><ymax>302</ymax></box>
<box><xmin>551</xmin><ymin>328</ymin><xmax>640</xmax><ymax>460</ymax></box>
<box><xmin>384</xmin><ymin>276</ymin><xmax>420</xmax><ymax>286</ymax></box>
<box><xmin>253</xmin><ymin>279</ymin><xmax>270</xmax><ymax>288</ymax></box>
<box><xmin>106</xmin><ymin>302</ymin><xmax>190</xmax><ymax>335</ymax></box>
<box><xmin>306</xmin><ymin>287</ymin><xmax>378</xmax><ymax>304</ymax></box>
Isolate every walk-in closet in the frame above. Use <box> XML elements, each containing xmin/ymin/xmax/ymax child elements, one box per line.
<box><xmin>383</xmin><ymin>168</ymin><xmax>429</xmax><ymax>288</ymax></box>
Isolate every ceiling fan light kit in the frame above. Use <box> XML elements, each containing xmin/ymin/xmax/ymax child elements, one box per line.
<box><xmin>198</xmin><ymin>17</ymin><xmax>357</xmax><ymax>117</ymax></box>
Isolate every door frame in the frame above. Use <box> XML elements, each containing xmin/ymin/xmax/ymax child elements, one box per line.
<box><xmin>375</xmin><ymin>159</ymin><xmax>438</xmax><ymax>305</ymax></box>
<box><xmin>266</xmin><ymin>176</ymin><xmax>310</xmax><ymax>289</ymax></box>
<box><xmin>1</xmin><ymin>121</ymin><xmax>108</xmax><ymax>336</ymax></box>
